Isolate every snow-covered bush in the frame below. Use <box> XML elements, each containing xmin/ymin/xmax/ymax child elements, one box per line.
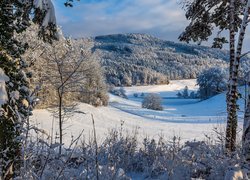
<box><xmin>133</xmin><ymin>93</ymin><xmax>139</xmax><ymax>98</ymax></box>
<box><xmin>110</xmin><ymin>87</ymin><xmax>128</xmax><ymax>99</ymax></box>
<box><xmin>17</xmin><ymin>126</ymin><xmax>246</xmax><ymax>180</ymax></box>
<box><xmin>142</xmin><ymin>93</ymin><xmax>163</xmax><ymax>111</ymax></box>
<box><xmin>177</xmin><ymin>86</ymin><xmax>190</xmax><ymax>98</ymax></box>
<box><xmin>176</xmin><ymin>91</ymin><xmax>182</xmax><ymax>98</ymax></box>
<box><xmin>197</xmin><ymin>67</ymin><xmax>228</xmax><ymax>99</ymax></box>
<box><xmin>189</xmin><ymin>91</ymin><xmax>198</xmax><ymax>99</ymax></box>
<box><xmin>177</xmin><ymin>88</ymin><xmax>199</xmax><ymax>99</ymax></box>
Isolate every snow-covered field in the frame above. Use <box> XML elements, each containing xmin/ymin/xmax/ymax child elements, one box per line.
<box><xmin>31</xmin><ymin>79</ymin><xmax>244</xmax><ymax>145</ymax></box>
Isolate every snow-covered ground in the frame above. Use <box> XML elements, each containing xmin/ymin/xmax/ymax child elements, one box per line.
<box><xmin>31</xmin><ymin>79</ymin><xmax>244</xmax><ymax>145</ymax></box>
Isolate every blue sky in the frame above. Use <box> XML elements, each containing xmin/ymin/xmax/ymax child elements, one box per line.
<box><xmin>53</xmin><ymin>0</ymin><xmax>187</xmax><ymax>42</ymax></box>
<box><xmin>53</xmin><ymin>0</ymin><xmax>250</xmax><ymax>51</ymax></box>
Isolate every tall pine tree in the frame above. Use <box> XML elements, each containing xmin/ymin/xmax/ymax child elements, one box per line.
<box><xmin>0</xmin><ymin>0</ymin><xmax>76</xmax><ymax>178</ymax></box>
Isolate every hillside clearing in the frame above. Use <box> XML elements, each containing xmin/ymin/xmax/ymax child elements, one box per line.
<box><xmin>31</xmin><ymin>79</ymin><xmax>244</xmax><ymax>146</ymax></box>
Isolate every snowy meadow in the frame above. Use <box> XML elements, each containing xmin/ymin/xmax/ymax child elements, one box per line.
<box><xmin>1</xmin><ymin>0</ymin><xmax>250</xmax><ymax>179</ymax></box>
<box><xmin>25</xmin><ymin>80</ymin><xmax>246</xmax><ymax>179</ymax></box>
<box><xmin>31</xmin><ymin>79</ymin><xmax>244</xmax><ymax>145</ymax></box>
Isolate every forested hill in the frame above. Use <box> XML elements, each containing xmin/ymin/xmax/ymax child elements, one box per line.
<box><xmin>76</xmin><ymin>33</ymin><xmax>248</xmax><ymax>86</ymax></box>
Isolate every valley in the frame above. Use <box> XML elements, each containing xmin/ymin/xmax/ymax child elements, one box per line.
<box><xmin>31</xmin><ymin>79</ymin><xmax>244</xmax><ymax>145</ymax></box>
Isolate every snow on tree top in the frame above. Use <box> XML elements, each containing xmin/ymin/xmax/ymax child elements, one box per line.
<box><xmin>33</xmin><ymin>0</ymin><xmax>56</xmax><ymax>27</ymax></box>
<box><xmin>0</xmin><ymin>68</ymin><xmax>9</xmax><ymax>82</ymax></box>
<box><xmin>0</xmin><ymin>68</ymin><xmax>9</xmax><ymax>106</ymax></box>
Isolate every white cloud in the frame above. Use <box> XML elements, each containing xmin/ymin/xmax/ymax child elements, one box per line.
<box><xmin>54</xmin><ymin>0</ymin><xmax>188</xmax><ymax>41</ymax></box>
<box><xmin>53</xmin><ymin>0</ymin><xmax>250</xmax><ymax>51</ymax></box>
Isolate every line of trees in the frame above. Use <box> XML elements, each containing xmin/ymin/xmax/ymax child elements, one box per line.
<box><xmin>91</xmin><ymin>34</ymin><xmax>229</xmax><ymax>86</ymax></box>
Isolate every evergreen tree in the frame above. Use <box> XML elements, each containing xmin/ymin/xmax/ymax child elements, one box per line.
<box><xmin>182</xmin><ymin>86</ymin><xmax>189</xmax><ymax>98</ymax></box>
<box><xmin>176</xmin><ymin>92</ymin><xmax>182</xmax><ymax>98</ymax></box>
<box><xmin>0</xmin><ymin>0</ymin><xmax>72</xmax><ymax>177</ymax></box>
<box><xmin>189</xmin><ymin>91</ymin><xmax>196</xmax><ymax>99</ymax></box>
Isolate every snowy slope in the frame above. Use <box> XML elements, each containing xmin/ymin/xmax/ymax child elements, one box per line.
<box><xmin>124</xmin><ymin>79</ymin><xmax>198</xmax><ymax>97</ymax></box>
<box><xmin>113</xmin><ymin>79</ymin><xmax>244</xmax><ymax>118</ymax></box>
<box><xmin>87</xmin><ymin>33</ymin><xmax>232</xmax><ymax>86</ymax></box>
<box><xmin>31</xmin><ymin>79</ymin><xmax>244</xmax><ymax>146</ymax></box>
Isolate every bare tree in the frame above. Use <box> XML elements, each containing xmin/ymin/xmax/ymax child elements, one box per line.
<box><xmin>40</xmin><ymin>39</ymin><xmax>92</xmax><ymax>154</ymax></box>
<box><xmin>19</xmin><ymin>26</ymin><xmax>109</xmax><ymax>154</ymax></box>
<box><xmin>20</xmin><ymin>25</ymin><xmax>109</xmax><ymax>108</ymax></box>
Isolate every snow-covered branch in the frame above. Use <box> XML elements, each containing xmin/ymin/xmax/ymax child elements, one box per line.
<box><xmin>0</xmin><ymin>68</ymin><xmax>9</xmax><ymax>107</ymax></box>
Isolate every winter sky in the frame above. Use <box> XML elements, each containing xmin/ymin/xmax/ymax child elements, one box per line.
<box><xmin>54</xmin><ymin>0</ymin><xmax>250</xmax><ymax>51</ymax></box>
<box><xmin>53</xmin><ymin>0</ymin><xmax>186</xmax><ymax>41</ymax></box>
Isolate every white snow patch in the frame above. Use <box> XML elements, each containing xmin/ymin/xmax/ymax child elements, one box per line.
<box><xmin>33</xmin><ymin>0</ymin><xmax>56</xmax><ymax>27</ymax></box>
<box><xmin>124</xmin><ymin>79</ymin><xmax>198</xmax><ymax>97</ymax></box>
<box><xmin>10</xmin><ymin>91</ymin><xmax>20</xmax><ymax>101</ymax></box>
<box><xmin>31</xmin><ymin>79</ymin><xmax>244</xmax><ymax>146</ymax></box>
<box><xmin>0</xmin><ymin>68</ymin><xmax>9</xmax><ymax>106</ymax></box>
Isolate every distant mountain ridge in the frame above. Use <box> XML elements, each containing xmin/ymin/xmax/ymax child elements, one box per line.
<box><xmin>76</xmin><ymin>33</ymin><xmax>249</xmax><ymax>86</ymax></box>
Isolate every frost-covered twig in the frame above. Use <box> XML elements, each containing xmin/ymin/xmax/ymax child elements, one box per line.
<box><xmin>92</xmin><ymin>114</ymin><xmax>100</xmax><ymax>180</ymax></box>
<box><xmin>55</xmin><ymin>129</ymin><xmax>84</xmax><ymax>180</ymax></box>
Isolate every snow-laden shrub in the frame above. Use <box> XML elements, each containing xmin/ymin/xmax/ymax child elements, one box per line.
<box><xmin>98</xmin><ymin>128</ymin><xmax>138</xmax><ymax>172</ymax></box>
<box><xmin>197</xmin><ymin>67</ymin><xmax>228</xmax><ymax>99</ymax></box>
<box><xmin>16</xmin><ymin>125</ymin><xmax>246</xmax><ymax>180</ymax></box>
<box><xmin>79</xmin><ymin>86</ymin><xmax>109</xmax><ymax>107</ymax></box>
<box><xmin>110</xmin><ymin>87</ymin><xmax>128</xmax><ymax>99</ymax></box>
<box><xmin>177</xmin><ymin>86</ymin><xmax>190</xmax><ymax>98</ymax></box>
<box><xmin>177</xmin><ymin>88</ymin><xmax>199</xmax><ymax>99</ymax></box>
<box><xmin>133</xmin><ymin>93</ymin><xmax>138</xmax><ymax>98</ymax></box>
<box><xmin>142</xmin><ymin>93</ymin><xmax>163</xmax><ymax>111</ymax></box>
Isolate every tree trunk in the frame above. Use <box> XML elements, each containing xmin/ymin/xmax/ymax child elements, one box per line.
<box><xmin>58</xmin><ymin>90</ymin><xmax>63</xmax><ymax>155</ymax></box>
<box><xmin>243</xmin><ymin>73</ymin><xmax>250</xmax><ymax>167</ymax></box>
<box><xmin>225</xmin><ymin>0</ymin><xmax>236</xmax><ymax>152</ymax></box>
<box><xmin>226</xmin><ymin>0</ymin><xmax>250</xmax><ymax>152</ymax></box>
